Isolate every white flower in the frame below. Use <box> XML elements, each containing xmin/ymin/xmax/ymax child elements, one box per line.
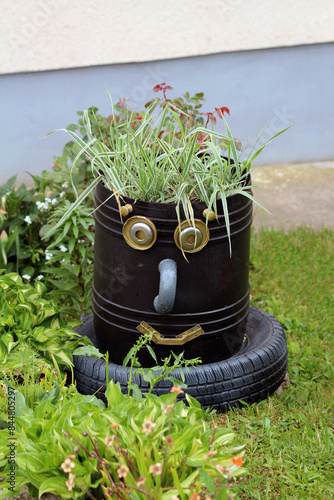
<box><xmin>45</xmin><ymin>250</ymin><xmax>53</xmax><ymax>260</ymax></box>
<box><xmin>51</xmin><ymin>198</ymin><xmax>58</xmax><ymax>205</ymax></box>
<box><xmin>61</xmin><ymin>456</ymin><xmax>75</xmax><ymax>473</ymax></box>
<box><xmin>36</xmin><ymin>275</ymin><xmax>44</xmax><ymax>280</ymax></box>
<box><xmin>59</xmin><ymin>245</ymin><xmax>67</xmax><ymax>252</ymax></box>
<box><xmin>142</xmin><ymin>419</ymin><xmax>156</xmax><ymax>434</ymax></box>
<box><xmin>104</xmin><ymin>435</ymin><xmax>116</xmax><ymax>448</ymax></box>
<box><xmin>149</xmin><ymin>462</ymin><xmax>162</xmax><ymax>475</ymax></box>
<box><xmin>22</xmin><ymin>274</ymin><xmax>31</xmax><ymax>280</ymax></box>
<box><xmin>65</xmin><ymin>472</ymin><xmax>75</xmax><ymax>491</ymax></box>
<box><xmin>24</xmin><ymin>215</ymin><xmax>32</xmax><ymax>225</ymax></box>
<box><xmin>59</xmin><ymin>191</ymin><xmax>65</xmax><ymax>198</ymax></box>
<box><xmin>62</xmin><ymin>182</ymin><xmax>69</xmax><ymax>189</ymax></box>
<box><xmin>117</xmin><ymin>464</ymin><xmax>129</xmax><ymax>479</ymax></box>
<box><xmin>36</xmin><ymin>200</ymin><xmax>48</xmax><ymax>211</ymax></box>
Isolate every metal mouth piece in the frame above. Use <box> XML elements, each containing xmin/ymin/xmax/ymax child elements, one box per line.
<box><xmin>137</xmin><ymin>321</ymin><xmax>204</xmax><ymax>345</ymax></box>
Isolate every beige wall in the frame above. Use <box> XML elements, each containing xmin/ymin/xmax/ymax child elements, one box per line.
<box><xmin>1</xmin><ymin>0</ymin><xmax>334</xmax><ymax>74</ymax></box>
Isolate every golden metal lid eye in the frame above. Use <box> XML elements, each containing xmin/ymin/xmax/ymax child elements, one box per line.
<box><xmin>174</xmin><ymin>220</ymin><xmax>210</xmax><ymax>253</ymax></box>
<box><xmin>122</xmin><ymin>216</ymin><xmax>157</xmax><ymax>250</ymax></box>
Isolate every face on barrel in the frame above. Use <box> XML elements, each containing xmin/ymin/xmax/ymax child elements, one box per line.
<box><xmin>92</xmin><ymin>182</ymin><xmax>253</xmax><ymax>364</ymax></box>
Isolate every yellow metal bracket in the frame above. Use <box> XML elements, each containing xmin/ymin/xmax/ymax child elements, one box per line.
<box><xmin>136</xmin><ymin>322</ymin><xmax>204</xmax><ymax>345</ymax></box>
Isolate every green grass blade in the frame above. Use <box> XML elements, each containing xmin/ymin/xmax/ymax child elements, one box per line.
<box><xmin>248</xmin><ymin>122</ymin><xmax>295</xmax><ymax>164</ymax></box>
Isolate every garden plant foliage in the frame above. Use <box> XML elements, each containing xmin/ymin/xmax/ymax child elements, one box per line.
<box><xmin>0</xmin><ymin>274</ymin><xmax>246</xmax><ymax>499</ymax></box>
<box><xmin>0</xmin><ymin>272</ymin><xmax>91</xmax><ymax>376</ymax></box>
<box><xmin>0</xmin><ymin>86</ymin><xmax>332</xmax><ymax>499</ymax></box>
<box><xmin>0</xmin><ymin>372</ymin><xmax>246</xmax><ymax>499</ymax></box>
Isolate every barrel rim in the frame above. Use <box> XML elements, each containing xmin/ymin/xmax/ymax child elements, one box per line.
<box><xmin>96</xmin><ymin>174</ymin><xmax>252</xmax><ymax>216</ymax></box>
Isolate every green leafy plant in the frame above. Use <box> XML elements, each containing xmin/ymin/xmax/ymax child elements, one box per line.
<box><xmin>0</xmin><ymin>272</ymin><xmax>92</xmax><ymax>376</ymax></box>
<box><xmin>0</xmin><ymin>380</ymin><xmax>246</xmax><ymax>499</ymax></box>
<box><xmin>41</xmin><ymin>200</ymin><xmax>95</xmax><ymax>317</ymax></box>
<box><xmin>0</xmin><ymin>171</ymin><xmax>96</xmax><ymax>318</ymax></box>
<box><xmin>0</xmin><ymin>175</ymin><xmax>54</xmax><ymax>279</ymax></box>
<box><xmin>44</xmin><ymin>88</ymin><xmax>293</xmax><ymax>256</ymax></box>
<box><xmin>0</xmin><ymin>364</ymin><xmax>67</xmax><ymax>426</ymax></box>
<box><xmin>122</xmin><ymin>331</ymin><xmax>202</xmax><ymax>397</ymax></box>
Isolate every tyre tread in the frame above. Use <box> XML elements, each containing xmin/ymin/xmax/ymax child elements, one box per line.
<box><xmin>74</xmin><ymin>307</ymin><xmax>288</xmax><ymax>410</ymax></box>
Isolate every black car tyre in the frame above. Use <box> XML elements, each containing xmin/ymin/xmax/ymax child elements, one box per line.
<box><xmin>73</xmin><ymin>306</ymin><xmax>288</xmax><ymax>411</ymax></box>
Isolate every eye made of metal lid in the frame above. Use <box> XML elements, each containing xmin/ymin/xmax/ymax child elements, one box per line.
<box><xmin>174</xmin><ymin>220</ymin><xmax>209</xmax><ymax>253</ymax></box>
<box><xmin>122</xmin><ymin>216</ymin><xmax>157</xmax><ymax>250</ymax></box>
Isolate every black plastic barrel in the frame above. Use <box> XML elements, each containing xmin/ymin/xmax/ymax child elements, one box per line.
<box><xmin>92</xmin><ymin>180</ymin><xmax>253</xmax><ymax>365</ymax></box>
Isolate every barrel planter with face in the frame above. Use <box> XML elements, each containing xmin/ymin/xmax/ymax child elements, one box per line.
<box><xmin>91</xmin><ymin>177</ymin><xmax>253</xmax><ymax>366</ymax></box>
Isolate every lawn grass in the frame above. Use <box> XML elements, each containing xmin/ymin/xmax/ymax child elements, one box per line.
<box><xmin>216</xmin><ymin>227</ymin><xmax>334</xmax><ymax>499</ymax></box>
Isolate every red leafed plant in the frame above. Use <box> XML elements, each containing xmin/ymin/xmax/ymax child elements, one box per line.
<box><xmin>146</xmin><ymin>83</ymin><xmax>240</xmax><ymax>150</ymax></box>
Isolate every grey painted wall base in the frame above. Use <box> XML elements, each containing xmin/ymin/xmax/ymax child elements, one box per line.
<box><xmin>1</xmin><ymin>43</ymin><xmax>334</xmax><ymax>184</ymax></box>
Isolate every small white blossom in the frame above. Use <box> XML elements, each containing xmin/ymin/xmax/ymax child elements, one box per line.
<box><xmin>59</xmin><ymin>191</ymin><xmax>65</xmax><ymax>198</ymax></box>
<box><xmin>117</xmin><ymin>464</ymin><xmax>129</xmax><ymax>479</ymax></box>
<box><xmin>36</xmin><ymin>275</ymin><xmax>44</xmax><ymax>280</ymax></box>
<box><xmin>149</xmin><ymin>462</ymin><xmax>162</xmax><ymax>476</ymax></box>
<box><xmin>65</xmin><ymin>473</ymin><xmax>75</xmax><ymax>492</ymax></box>
<box><xmin>24</xmin><ymin>215</ymin><xmax>32</xmax><ymax>225</ymax></box>
<box><xmin>59</xmin><ymin>245</ymin><xmax>67</xmax><ymax>252</ymax></box>
<box><xmin>142</xmin><ymin>419</ymin><xmax>156</xmax><ymax>434</ymax></box>
<box><xmin>36</xmin><ymin>200</ymin><xmax>48</xmax><ymax>211</ymax></box>
<box><xmin>51</xmin><ymin>198</ymin><xmax>58</xmax><ymax>205</ymax></box>
<box><xmin>62</xmin><ymin>182</ymin><xmax>69</xmax><ymax>189</ymax></box>
<box><xmin>61</xmin><ymin>456</ymin><xmax>75</xmax><ymax>473</ymax></box>
<box><xmin>22</xmin><ymin>274</ymin><xmax>31</xmax><ymax>280</ymax></box>
<box><xmin>45</xmin><ymin>250</ymin><xmax>53</xmax><ymax>260</ymax></box>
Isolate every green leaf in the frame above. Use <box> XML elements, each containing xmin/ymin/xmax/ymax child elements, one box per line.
<box><xmin>66</xmin><ymin>123</ymin><xmax>79</xmax><ymax>132</ymax></box>
<box><xmin>73</xmin><ymin>224</ymin><xmax>79</xmax><ymax>239</ymax></box>
<box><xmin>122</xmin><ymin>345</ymin><xmax>138</xmax><ymax>369</ymax></box>
<box><xmin>1</xmin><ymin>333</ymin><xmax>18</xmax><ymax>354</ymax></box>
<box><xmin>72</xmin><ymin>345</ymin><xmax>103</xmax><ymax>358</ymax></box>
<box><xmin>14</xmin><ymin>390</ymin><xmax>28</xmax><ymax>416</ymax></box>
<box><xmin>170</xmin><ymin>468</ymin><xmax>187</xmax><ymax>499</ymax></box>
<box><xmin>41</xmin><ymin>382</ymin><xmax>60</xmax><ymax>404</ymax></box>
<box><xmin>105</xmin><ymin>381</ymin><xmax>125</xmax><ymax>406</ymax></box>
<box><xmin>146</xmin><ymin>345</ymin><xmax>158</xmax><ymax>363</ymax></box>
<box><xmin>39</xmin><ymin>476</ymin><xmax>71</xmax><ymax>497</ymax></box>
<box><xmin>67</xmin><ymin>237</ymin><xmax>75</xmax><ymax>254</ymax></box>
<box><xmin>248</xmin><ymin>122</ymin><xmax>295</xmax><ymax>164</ymax></box>
<box><xmin>185</xmin><ymin>393</ymin><xmax>202</xmax><ymax>408</ymax></box>
<box><xmin>216</xmin><ymin>487</ymin><xmax>229</xmax><ymax>500</ymax></box>
<box><xmin>131</xmin><ymin>384</ymin><xmax>143</xmax><ymax>399</ymax></box>
<box><xmin>198</xmin><ymin>468</ymin><xmax>216</xmax><ymax>492</ymax></box>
